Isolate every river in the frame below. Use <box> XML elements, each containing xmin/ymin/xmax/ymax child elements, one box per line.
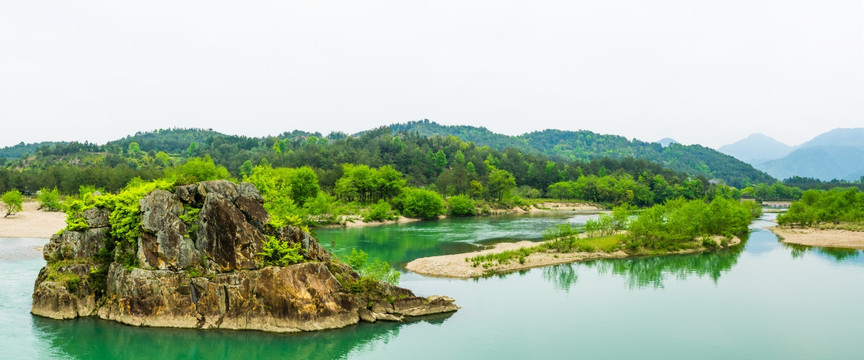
<box><xmin>1</xmin><ymin>213</ymin><xmax>862</xmax><ymax>359</ymax></box>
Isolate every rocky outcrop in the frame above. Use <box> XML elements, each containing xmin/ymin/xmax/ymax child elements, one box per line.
<box><xmin>32</xmin><ymin>180</ymin><xmax>457</xmax><ymax>332</ymax></box>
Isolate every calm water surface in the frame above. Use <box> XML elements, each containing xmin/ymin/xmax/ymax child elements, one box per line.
<box><xmin>2</xmin><ymin>213</ymin><xmax>863</xmax><ymax>359</ymax></box>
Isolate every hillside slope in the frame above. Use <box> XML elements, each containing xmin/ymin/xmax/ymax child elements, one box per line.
<box><xmin>391</xmin><ymin>120</ymin><xmax>774</xmax><ymax>187</ymax></box>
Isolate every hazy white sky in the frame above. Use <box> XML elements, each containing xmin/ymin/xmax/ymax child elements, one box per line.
<box><xmin>1</xmin><ymin>0</ymin><xmax>861</xmax><ymax>149</ymax></box>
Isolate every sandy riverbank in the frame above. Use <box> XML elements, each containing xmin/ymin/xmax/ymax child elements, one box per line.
<box><xmin>405</xmin><ymin>235</ymin><xmax>740</xmax><ymax>278</ymax></box>
<box><xmin>326</xmin><ymin>201</ymin><xmax>602</xmax><ymax>229</ymax></box>
<box><xmin>0</xmin><ymin>202</ymin><xmax>66</xmax><ymax>239</ymax></box>
<box><xmin>769</xmin><ymin>226</ymin><xmax>864</xmax><ymax>250</ymax></box>
<box><xmin>327</xmin><ymin>216</ymin><xmax>425</xmax><ymax>229</ymax></box>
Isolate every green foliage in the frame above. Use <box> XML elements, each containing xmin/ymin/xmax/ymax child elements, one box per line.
<box><xmin>179</xmin><ymin>205</ymin><xmax>200</xmax><ymax>239</ymax></box>
<box><xmin>345</xmin><ymin>249</ymin><xmax>400</xmax><ymax>285</ymax></box>
<box><xmin>485</xmin><ymin>168</ymin><xmax>517</xmax><ymax>201</ymax></box>
<box><xmin>363</xmin><ymin>201</ymin><xmax>396</xmax><ymax>222</ymax></box>
<box><xmin>778</xmin><ymin>188</ymin><xmax>864</xmax><ymax>227</ymax></box>
<box><xmin>165</xmin><ymin>155</ymin><xmax>231</xmax><ymax>184</ymax></box>
<box><xmin>627</xmin><ymin>197</ymin><xmax>758</xmax><ymax>251</ymax></box>
<box><xmin>1</xmin><ymin>189</ymin><xmax>23</xmax><ymax>217</ymax></box>
<box><xmin>447</xmin><ymin>194</ymin><xmax>477</xmax><ymax>216</ymax></box>
<box><xmin>37</xmin><ymin>187</ymin><xmax>62</xmax><ymax>211</ymax></box>
<box><xmin>543</xmin><ymin>223</ymin><xmax>581</xmax><ymax>240</ymax></box>
<box><xmin>244</xmin><ymin>164</ymin><xmax>305</xmax><ymax>229</ymax></box>
<box><xmin>334</xmin><ymin>164</ymin><xmax>406</xmax><ymax>202</ymax></box>
<box><xmin>399</xmin><ymin>188</ymin><xmax>445</xmax><ymax>219</ymax></box>
<box><xmin>258</xmin><ymin>236</ymin><xmax>305</xmax><ymax>267</ymax></box>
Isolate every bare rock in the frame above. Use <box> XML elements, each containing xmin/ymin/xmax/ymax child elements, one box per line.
<box><xmin>196</xmin><ymin>193</ymin><xmax>265</xmax><ymax>272</ymax></box>
<box><xmin>138</xmin><ymin>190</ymin><xmax>201</xmax><ymax>270</ymax></box>
<box><xmin>83</xmin><ymin>208</ymin><xmax>110</xmax><ymax>228</ymax></box>
<box><xmin>43</xmin><ymin>228</ymin><xmax>109</xmax><ymax>262</ymax></box>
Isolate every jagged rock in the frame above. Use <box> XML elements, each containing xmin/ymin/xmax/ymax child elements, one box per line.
<box><xmin>358</xmin><ymin>308</ymin><xmax>376</xmax><ymax>323</ymax></box>
<box><xmin>196</xmin><ymin>193</ymin><xmax>265</xmax><ymax>272</ymax></box>
<box><xmin>138</xmin><ymin>190</ymin><xmax>201</xmax><ymax>270</ymax></box>
<box><xmin>98</xmin><ymin>262</ymin><xmax>359</xmax><ymax>332</ymax></box>
<box><xmin>238</xmin><ymin>182</ymin><xmax>263</xmax><ymax>202</ymax></box>
<box><xmin>83</xmin><ymin>208</ymin><xmax>110</xmax><ymax>228</ymax></box>
<box><xmin>392</xmin><ymin>296</ymin><xmax>460</xmax><ymax>317</ymax></box>
<box><xmin>235</xmin><ymin>195</ymin><xmax>269</xmax><ymax>230</ymax></box>
<box><xmin>32</xmin><ymin>181</ymin><xmax>458</xmax><ymax>333</ymax></box>
<box><xmin>43</xmin><ymin>228</ymin><xmax>109</xmax><ymax>262</ymax></box>
<box><xmin>31</xmin><ymin>264</ymin><xmax>98</xmax><ymax>319</ymax></box>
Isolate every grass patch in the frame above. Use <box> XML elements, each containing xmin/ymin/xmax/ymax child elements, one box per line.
<box><xmin>467</xmin><ymin>234</ymin><xmax>626</xmax><ymax>268</ymax></box>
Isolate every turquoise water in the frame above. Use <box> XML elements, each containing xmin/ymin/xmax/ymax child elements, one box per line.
<box><xmin>2</xmin><ymin>213</ymin><xmax>863</xmax><ymax>359</ymax></box>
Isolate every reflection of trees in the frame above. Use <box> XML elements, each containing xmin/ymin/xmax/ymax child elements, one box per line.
<box><xmin>541</xmin><ymin>245</ymin><xmax>745</xmax><ymax>290</ymax></box>
<box><xmin>781</xmin><ymin>243</ymin><xmax>862</xmax><ymax>262</ymax></box>
<box><xmin>33</xmin><ymin>313</ymin><xmax>454</xmax><ymax>360</ymax></box>
<box><xmin>543</xmin><ymin>264</ymin><xmax>578</xmax><ymax>292</ymax></box>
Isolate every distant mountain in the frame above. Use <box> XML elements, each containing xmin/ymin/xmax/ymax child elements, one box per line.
<box><xmin>797</xmin><ymin>128</ymin><xmax>864</xmax><ymax>149</ymax></box>
<box><xmin>390</xmin><ymin>120</ymin><xmax>774</xmax><ymax>187</ymax></box>
<box><xmin>750</xmin><ymin>128</ymin><xmax>864</xmax><ymax>181</ymax></box>
<box><xmin>656</xmin><ymin>138</ymin><xmax>678</xmax><ymax>147</ymax></box>
<box><xmin>758</xmin><ymin>145</ymin><xmax>864</xmax><ymax>181</ymax></box>
<box><xmin>718</xmin><ymin>133</ymin><xmax>792</xmax><ymax>165</ymax></box>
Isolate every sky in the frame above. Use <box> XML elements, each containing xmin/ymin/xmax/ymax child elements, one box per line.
<box><xmin>1</xmin><ymin>0</ymin><xmax>861</xmax><ymax>149</ymax></box>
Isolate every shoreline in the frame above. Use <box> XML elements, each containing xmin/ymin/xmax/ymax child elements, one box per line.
<box><xmin>405</xmin><ymin>235</ymin><xmax>740</xmax><ymax>278</ymax></box>
<box><xmin>323</xmin><ymin>201</ymin><xmax>603</xmax><ymax>229</ymax></box>
<box><xmin>0</xmin><ymin>202</ymin><xmax>66</xmax><ymax>239</ymax></box>
<box><xmin>769</xmin><ymin>226</ymin><xmax>864</xmax><ymax>250</ymax></box>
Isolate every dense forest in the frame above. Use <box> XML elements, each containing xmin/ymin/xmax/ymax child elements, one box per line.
<box><xmin>0</xmin><ymin>126</ymin><xmax>813</xmax><ymax>223</ymax></box>
<box><xmin>389</xmin><ymin>120</ymin><xmax>775</xmax><ymax>188</ymax></box>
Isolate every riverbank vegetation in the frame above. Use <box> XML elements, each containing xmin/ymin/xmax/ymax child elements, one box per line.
<box><xmin>777</xmin><ymin>188</ymin><xmax>864</xmax><ymax>230</ymax></box>
<box><xmin>465</xmin><ymin>198</ymin><xmax>760</xmax><ymax>270</ymax></box>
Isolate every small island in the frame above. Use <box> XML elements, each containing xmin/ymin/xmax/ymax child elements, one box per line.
<box><xmin>31</xmin><ymin>180</ymin><xmax>458</xmax><ymax>332</ymax></box>
<box><xmin>408</xmin><ymin>198</ymin><xmax>757</xmax><ymax>278</ymax></box>
<box><xmin>770</xmin><ymin>188</ymin><xmax>864</xmax><ymax>250</ymax></box>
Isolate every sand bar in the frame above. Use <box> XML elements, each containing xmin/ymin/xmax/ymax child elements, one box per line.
<box><xmin>770</xmin><ymin>226</ymin><xmax>864</xmax><ymax>250</ymax></box>
<box><xmin>405</xmin><ymin>235</ymin><xmax>739</xmax><ymax>278</ymax></box>
<box><xmin>0</xmin><ymin>201</ymin><xmax>66</xmax><ymax>239</ymax></box>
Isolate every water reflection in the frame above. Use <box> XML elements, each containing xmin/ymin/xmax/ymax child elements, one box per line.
<box><xmin>542</xmin><ymin>245</ymin><xmax>745</xmax><ymax>290</ymax></box>
<box><xmin>782</xmin><ymin>242</ymin><xmax>863</xmax><ymax>263</ymax></box>
<box><xmin>315</xmin><ymin>212</ymin><xmax>589</xmax><ymax>266</ymax></box>
<box><xmin>33</xmin><ymin>312</ymin><xmax>454</xmax><ymax>360</ymax></box>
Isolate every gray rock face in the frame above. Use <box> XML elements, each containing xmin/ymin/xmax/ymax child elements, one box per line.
<box><xmin>43</xmin><ymin>228</ymin><xmax>110</xmax><ymax>262</ymax></box>
<box><xmin>197</xmin><ymin>193</ymin><xmax>265</xmax><ymax>272</ymax></box>
<box><xmin>138</xmin><ymin>189</ymin><xmax>200</xmax><ymax>270</ymax></box>
<box><xmin>32</xmin><ymin>181</ymin><xmax>458</xmax><ymax>332</ymax></box>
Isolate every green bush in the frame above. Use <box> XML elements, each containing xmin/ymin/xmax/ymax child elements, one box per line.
<box><xmin>165</xmin><ymin>155</ymin><xmax>231</xmax><ymax>184</ymax></box>
<box><xmin>258</xmin><ymin>236</ymin><xmax>304</xmax><ymax>267</ymax></box>
<box><xmin>447</xmin><ymin>195</ymin><xmax>476</xmax><ymax>216</ymax></box>
<box><xmin>1</xmin><ymin>189</ymin><xmax>23</xmax><ymax>217</ymax></box>
<box><xmin>37</xmin><ymin>188</ymin><xmax>62</xmax><ymax>211</ymax></box>
<box><xmin>364</xmin><ymin>201</ymin><xmax>396</xmax><ymax>222</ymax></box>
<box><xmin>345</xmin><ymin>249</ymin><xmax>400</xmax><ymax>285</ymax></box>
<box><xmin>400</xmin><ymin>188</ymin><xmax>444</xmax><ymax>219</ymax></box>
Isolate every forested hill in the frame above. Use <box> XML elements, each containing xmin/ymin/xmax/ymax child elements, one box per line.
<box><xmin>0</xmin><ymin>141</ymin><xmax>65</xmax><ymax>160</ymax></box>
<box><xmin>389</xmin><ymin>120</ymin><xmax>774</xmax><ymax>187</ymax></box>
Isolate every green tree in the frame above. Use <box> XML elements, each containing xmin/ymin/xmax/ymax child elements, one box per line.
<box><xmin>37</xmin><ymin>188</ymin><xmax>62</xmax><ymax>211</ymax></box>
<box><xmin>239</xmin><ymin>160</ymin><xmax>255</xmax><ymax>177</ymax></box>
<box><xmin>486</xmin><ymin>168</ymin><xmax>517</xmax><ymax>201</ymax></box>
<box><xmin>2</xmin><ymin>189</ymin><xmax>23</xmax><ymax>217</ymax></box>
<box><xmin>401</xmin><ymin>188</ymin><xmax>445</xmax><ymax>219</ymax></box>
<box><xmin>127</xmin><ymin>142</ymin><xmax>141</xmax><ymax>156</ymax></box>
<box><xmin>165</xmin><ymin>155</ymin><xmax>231</xmax><ymax>184</ymax></box>
<box><xmin>447</xmin><ymin>194</ymin><xmax>476</xmax><ymax>216</ymax></box>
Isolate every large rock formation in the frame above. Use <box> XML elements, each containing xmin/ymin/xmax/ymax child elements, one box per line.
<box><xmin>32</xmin><ymin>180</ymin><xmax>458</xmax><ymax>332</ymax></box>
